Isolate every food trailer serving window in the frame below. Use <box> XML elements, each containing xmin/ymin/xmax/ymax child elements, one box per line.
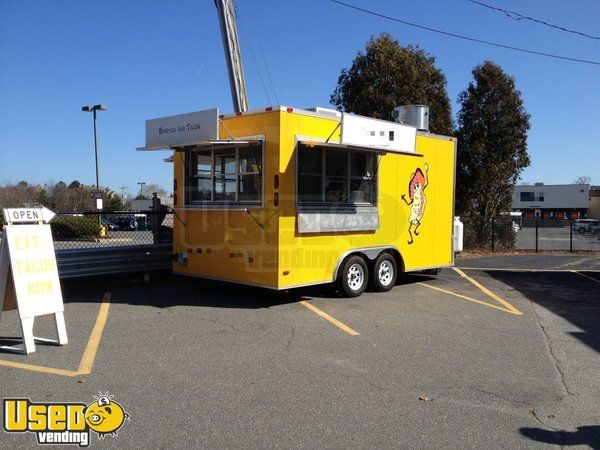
<box><xmin>186</xmin><ymin>142</ymin><xmax>262</xmax><ymax>205</ymax></box>
<box><xmin>298</xmin><ymin>142</ymin><xmax>377</xmax><ymax>207</ymax></box>
<box><xmin>296</xmin><ymin>141</ymin><xmax>385</xmax><ymax>233</ymax></box>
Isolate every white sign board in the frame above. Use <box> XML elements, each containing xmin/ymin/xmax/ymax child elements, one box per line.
<box><xmin>144</xmin><ymin>108</ymin><xmax>219</xmax><ymax>149</ymax></box>
<box><xmin>341</xmin><ymin>113</ymin><xmax>417</xmax><ymax>153</ymax></box>
<box><xmin>0</xmin><ymin>208</ymin><xmax>67</xmax><ymax>354</ymax></box>
<box><xmin>3</xmin><ymin>207</ymin><xmax>56</xmax><ymax>224</ymax></box>
<box><xmin>2</xmin><ymin>225</ymin><xmax>63</xmax><ymax>319</ymax></box>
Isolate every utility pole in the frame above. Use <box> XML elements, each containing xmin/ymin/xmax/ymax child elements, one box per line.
<box><xmin>137</xmin><ymin>182</ymin><xmax>146</xmax><ymax>199</ymax></box>
<box><xmin>214</xmin><ymin>0</ymin><xmax>249</xmax><ymax>113</ymax></box>
<box><xmin>120</xmin><ymin>186</ymin><xmax>128</xmax><ymax>200</ymax></box>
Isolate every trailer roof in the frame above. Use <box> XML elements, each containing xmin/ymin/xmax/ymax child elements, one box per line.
<box><xmin>137</xmin><ymin>106</ymin><xmax>456</xmax><ymax>152</ymax></box>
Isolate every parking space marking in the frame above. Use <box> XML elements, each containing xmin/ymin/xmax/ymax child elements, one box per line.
<box><xmin>553</xmin><ymin>255</ymin><xmax>600</xmax><ymax>270</ymax></box>
<box><xmin>0</xmin><ymin>360</ymin><xmax>79</xmax><ymax>377</ymax></box>
<box><xmin>300</xmin><ymin>300</ymin><xmax>360</xmax><ymax>336</ymax></box>
<box><xmin>77</xmin><ymin>292</ymin><xmax>111</xmax><ymax>375</ymax></box>
<box><xmin>417</xmin><ymin>269</ymin><xmax>523</xmax><ymax>316</ymax></box>
<box><xmin>418</xmin><ymin>283</ymin><xmax>521</xmax><ymax>315</ymax></box>
<box><xmin>0</xmin><ymin>292</ymin><xmax>111</xmax><ymax>377</ymax></box>
<box><xmin>455</xmin><ymin>267</ymin><xmax>600</xmax><ymax>273</ymax></box>
<box><xmin>452</xmin><ymin>268</ymin><xmax>523</xmax><ymax>315</ymax></box>
<box><xmin>571</xmin><ymin>270</ymin><xmax>600</xmax><ymax>284</ymax></box>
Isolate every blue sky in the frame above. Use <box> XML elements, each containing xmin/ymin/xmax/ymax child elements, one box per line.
<box><xmin>1</xmin><ymin>0</ymin><xmax>598</xmax><ymax>196</ymax></box>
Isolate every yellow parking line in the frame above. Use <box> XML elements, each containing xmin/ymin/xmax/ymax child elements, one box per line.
<box><xmin>571</xmin><ymin>270</ymin><xmax>600</xmax><ymax>284</ymax></box>
<box><xmin>300</xmin><ymin>300</ymin><xmax>360</xmax><ymax>336</ymax></box>
<box><xmin>455</xmin><ymin>267</ymin><xmax>600</xmax><ymax>273</ymax></box>
<box><xmin>0</xmin><ymin>360</ymin><xmax>78</xmax><ymax>377</ymax></box>
<box><xmin>0</xmin><ymin>292</ymin><xmax>111</xmax><ymax>377</ymax></box>
<box><xmin>452</xmin><ymin>268</ymin><xmax>523</xmax><ymax>316</ymax></box>
<box><xmin>553</xmin><ymin>255</ymin><xmax>600</xmax><ymax>270</ymax></box>
<box><xmin>77</xmin><ymin>292</ymin><xmax>111</xmax><ymax>375</ymax></box>
<box><xmin>418</xmin><ymin>282</ymin><xmax>520</xmax><ymax>315</ymax></box>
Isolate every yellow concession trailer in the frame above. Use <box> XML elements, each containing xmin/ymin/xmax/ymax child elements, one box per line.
<box><xmin>139</xmin><ymin>106</ymin><xmax>456</xmax><ymax>297</ymax></box>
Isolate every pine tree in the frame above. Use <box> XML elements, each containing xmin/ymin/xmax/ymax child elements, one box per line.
<box><xmin>330</xmin><ymin>33</ymin><xmax>453</xmax><ymax>135</ymax></box>
<box><xmin>455</xmin><ymin>61</ymin><xmax>531</xmax><ymax>248</ymax></box>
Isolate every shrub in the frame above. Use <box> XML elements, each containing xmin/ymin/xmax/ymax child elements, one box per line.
<box><xmin>461</xmin><ymin>214</ymin><xmax>515</xmax><ymax>251</ymax></box>
<box><xmin>51</xmin><ymin>216</ymin><xmax>101</xmax><ymax>240</ymax></box>
<box><xmin>493</xmin><ymin>215</ymin><xmax>516</xmax><ymax>250</ymax></box>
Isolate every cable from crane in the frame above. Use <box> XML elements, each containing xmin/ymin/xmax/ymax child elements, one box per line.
<box><xmin>238</xmin><ymin>0</ymin><xmax>280</xmax><ymax>104</ymax></box>
<box><xmin>235</xmin><ymin>6</ymin><xmax>274</xmax><ymax>106</ymax></box>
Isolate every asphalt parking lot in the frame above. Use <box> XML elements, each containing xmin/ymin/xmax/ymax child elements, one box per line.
<box><xmin>0</xmin><ymin>253</ymin><xmax>598</xmax><ymax>448</ymax></box>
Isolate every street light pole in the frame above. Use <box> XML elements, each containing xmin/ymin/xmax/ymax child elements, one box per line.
<box><xmin>82</xmin><ymin>104</ymin><xmax>108</xmax><ymax>192</ymax></box>
<box><xmin>92</xmin><ymin>108</ymin><xmax>99</xmax><ymax>190</ymax></box>
<box><xmin>82</xmin><ymin>104</ymin><xmax>107</xmax><ymax>225</ymax></box>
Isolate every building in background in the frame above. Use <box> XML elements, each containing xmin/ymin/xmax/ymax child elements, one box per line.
<box><xmin>588</xmin><ymin>186</ymin><xmax>600</xmax><ymax>219</ymax></box>
<box><xmin>512</xmin><ymin>183</ymin><xmax>589</xmax><ymax>220</ymax></box>
<box><xmin>130</xmin><ymin>196</ymin><xmax>173</xmax><ymax>211</ymax></box>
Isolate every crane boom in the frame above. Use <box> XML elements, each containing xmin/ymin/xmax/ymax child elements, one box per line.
<box><xmin>214</xmin><ymin>0</ymin><xmax>249</xmax><ymax>113</ymax></box>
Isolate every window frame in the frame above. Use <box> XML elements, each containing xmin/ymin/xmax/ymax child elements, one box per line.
<box><xmin>296</xmin><ymin>141</ymin><xmax>378</xmax><ymax>209</ymax></box>
<box><xmin>520</xmin><ymin>191</ymin><xmax>535</xmax><ymax>202</ymax></box>
<box><xmin>185</xmin><ymin>140</ymin><xmax>264</xmax><ymax>208</ymax></box>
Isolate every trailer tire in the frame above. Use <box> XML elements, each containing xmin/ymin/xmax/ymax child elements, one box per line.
<box><xmin>371</xmin><ymin>253</ymin><xmax>397</xmax><ymax>292</ymax></box>
<box><xmin>337</xmin><ymin>256</ymin><xmax>369</xmax><ymax>297</ymax></box>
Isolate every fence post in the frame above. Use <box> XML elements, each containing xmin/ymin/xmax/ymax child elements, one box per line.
<box><xmin>570</xmin><ymin>220</ymin><xmax>573</xmax><ymax>253</ymax></box>
<box><xmin>491</xmin><ymin>218</ymin><xmax>495</xmax><ymax>252</ymax></box>
<box><xmin>535</xmin><ymin>219</ymin><xmax>539</xmax><ymax>253</ymax></box>
<box><xmin>152</xmin><ymin>193</ymin><xmax>161</xmax><ymax>244</ymax></box>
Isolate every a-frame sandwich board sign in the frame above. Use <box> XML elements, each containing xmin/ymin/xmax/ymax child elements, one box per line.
<box><xmin>0</xmin><ymin>208</ymin><xmax>67</xmax><ymax>354</ymax></box>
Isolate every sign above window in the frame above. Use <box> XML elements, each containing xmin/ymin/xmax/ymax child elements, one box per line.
<box><xmin>340</xmin><ymin>113</ymin><xmax>417</xmax><ymax>154</ymax></box>
<box><xmin>141</xmin><ymin>108</ymin><xmax>219</xmax><ymax>150</ymax></box>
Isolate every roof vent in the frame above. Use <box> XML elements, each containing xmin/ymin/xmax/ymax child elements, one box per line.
<box><xmin>392</xmin><ymin>105</ymin><xmax>429</xmax><ymax>132</ymax></box>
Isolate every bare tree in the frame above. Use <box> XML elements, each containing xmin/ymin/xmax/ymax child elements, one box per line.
<box><xmin>0</xmin><ymin>181</ymin><xmax>41</xmax><ymax>209</ymax></box>
<box><xmin>48</xmin><ymin>181</ymin><xmax>97</xmax><ymax>212</ymax></box>
<box><xmin>573</xmin><ymin>176</ymin><xmax>591</xmax><ymax>185</ymax></box>
<box><xmin>141</xmin><ymin>183</ymin><xmax>169</xmax><ymax>198</ymax></box>
<box><xmin>0</xmin><ymin>180</ymin><xmax>124</xmax><ymax>213</ymax></box>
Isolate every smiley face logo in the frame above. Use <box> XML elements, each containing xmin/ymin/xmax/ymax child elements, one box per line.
<box><xmin>84</xmin><ymin>393</ymin><xmax>129</xmax><ymax>438</ymax></box>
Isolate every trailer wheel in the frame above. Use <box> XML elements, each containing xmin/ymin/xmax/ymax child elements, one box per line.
<box><xmin>338</xmin><ymin>256</ymin><xmax>369</xmax><ymax>297</ymax></box>
<box><xmin>371</xmin><ymin>253</ymin><xmax>397</xmax><ymax>292</ymax></box>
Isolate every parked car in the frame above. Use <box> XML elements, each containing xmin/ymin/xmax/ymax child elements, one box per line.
<box><xmin>113</xmin><ymin>217</ymin><xmax>136</xmax><ymax>231</ymax></box>
<box><xmin>133</xmin><ymin>214</ymin><xmax>150</xmax><ymax>231</ymax></box>
<box><xmin>572</xmin><ymin>219</ymin><xmax>599</xmax><ymax>234</ymax></box>
<box><xmin>101</xmin><ymin>220</ymin><xmax>118</xmax><ymax>231</ymax></box>
<box><xmin>592</xmin><ymin>225</ymin><xmax>600</xmax><ymax>236</ymax></box>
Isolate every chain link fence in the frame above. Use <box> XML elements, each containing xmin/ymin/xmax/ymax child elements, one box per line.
<box><xmin>495</xmin><ymin>217</ymin><xmax>600</xmax><ymax>252</ymax></box>
<box><xmin>4</xmin><ymin>206</ymin><xmax>598</xmax><ymax>253</ymax></box>
<box><xmin>50</xmin><ymin>210</ymin><xmax>173</xmax><ymax>250</ymax></box>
